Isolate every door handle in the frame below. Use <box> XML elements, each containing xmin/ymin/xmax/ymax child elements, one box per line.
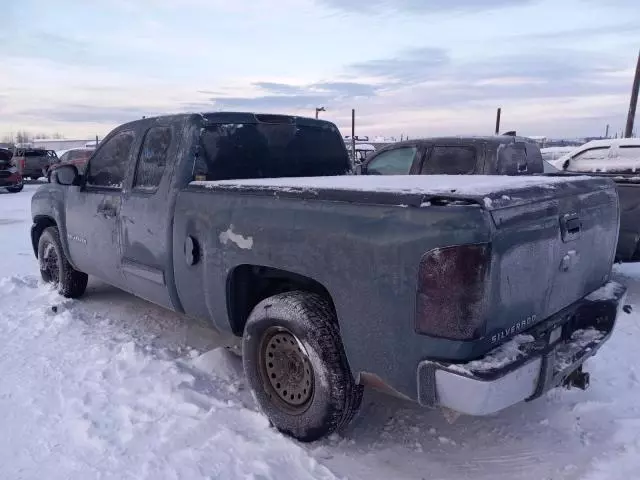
<box><xmin>97</xmin><ymin>204</ymin><xmax>117</xmax><ymax>218</ymax></box>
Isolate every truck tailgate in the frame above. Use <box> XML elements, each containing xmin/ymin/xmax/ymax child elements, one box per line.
<box><xmin>482</xmin><ymin>176</ymin><xmax>618</xmax><ymax>344</ymax></box>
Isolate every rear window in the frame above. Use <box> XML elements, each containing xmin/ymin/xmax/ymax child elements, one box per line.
<box><xmin>421</xmin><ymin>146</ymin><xmax>476</xmax><ymax>174</ymax></box>
<box><xmin>19</xmin><ymin>150</ymin><xmax>57</xmax><ymax>158</ymax></box>
<box><xmin>496</xmin><ymin>143</ymin><xmax>542</xmax><ymax>174</ymax></box>
<box><xmin>195</xmin><ymin>122</ymin><xmax>349</xmax><ymax>180</ymax></box>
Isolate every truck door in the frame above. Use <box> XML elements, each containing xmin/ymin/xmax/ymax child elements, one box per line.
<box><xmin>117</xmin><ymin>124</ymin><xmax>177</xmax><ymax>310</ymax></box>
<box><xmin>65</xmin><ymin>130</ymin><xmax>137</xmax><ymax>287</ymax></box>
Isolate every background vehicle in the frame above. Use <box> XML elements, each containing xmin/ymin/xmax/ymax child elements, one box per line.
<box><xmin>0</xmin><ymin>148</ymin><xmax>23</xmax><ymax>193</ymax></box>
<box><xmin>32</xmin><ymin>112</ymin><xmax>625</xmax><ymax>442</ymax></box>
<box><xmin>557</xmin><ymin>138</ymin><xmax>640</xmax><ymax>260</ymax></box>
<box><xmin>358</xmin><ymin>135</ymin><xmax>546</xmax><ymax>175</ymax></box>
<box><xmin>13</xmin><ymin>148</ymin><xmax>58</xmax><ymax>179</ymax></box>
<box><xmin>47</xmin><ymin>147</ymin><xmax>94</xmax><ymax>180</ymax></box>
<box><xmin>541</xmin><ymin>146</ymin><xmax>578</xmax><ymax>163</ymax></box>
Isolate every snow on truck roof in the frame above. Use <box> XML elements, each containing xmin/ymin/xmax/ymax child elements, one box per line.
<box><xmin>191</xmin><ymin>174</ymin><xmax>594</xmax><ymax>197</ymax></box>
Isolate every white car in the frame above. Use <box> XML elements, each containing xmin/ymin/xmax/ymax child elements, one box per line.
<box><xmin>552</xmin><ymin>138</ymin><xmax>640</xmax><ymax>173</ymax></box>
<box><xmin>541</xmin><ymin>146</ymin><xmax>579</xmax><ymax>163</ymax></box>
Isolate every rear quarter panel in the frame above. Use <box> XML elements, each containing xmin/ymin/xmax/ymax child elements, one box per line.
<box><xmin>172</xmin><ymin>188</ymin><xmax>491</xmax><ymax>398</ymax></box>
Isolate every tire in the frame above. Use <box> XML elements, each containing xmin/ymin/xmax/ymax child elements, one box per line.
<box><xmin>6</xmin><ymin>185</ymin><xmax>23</xmax><ymax>193</ymax></box>
<box><xmin>38</xmin><ymin>226</ymin><xmax>88</xmax><ymax>298</ymax></box>
<box><xmin>243</xmin><ymin>291</ymin><xmax>363</xmax><ymax>442</ymax></box>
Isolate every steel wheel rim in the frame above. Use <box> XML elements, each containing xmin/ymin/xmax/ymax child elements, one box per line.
<box><xmin>42</xmin><ymin>242</ymin><xmax>60</xmax><ymax>285</ymax></box>
<box><xmin>259</xmin><ymin>327</ymin><xmax>314</xmax><ymax>414</ymax></box>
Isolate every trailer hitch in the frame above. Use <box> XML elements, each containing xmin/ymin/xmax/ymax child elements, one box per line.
<box><xmin>564</xmin><ymin>367</ymin><xmax>590</xmax><ymax>390</ymax></box>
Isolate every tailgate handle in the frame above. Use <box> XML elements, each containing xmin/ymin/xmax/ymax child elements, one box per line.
<box><xmin>561</xmin><ymin>214</ymin><xmax>581</xmax><ymax>241</ymax></box>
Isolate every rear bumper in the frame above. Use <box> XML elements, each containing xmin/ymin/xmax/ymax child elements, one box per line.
<box><xmin>417</xmin><ymin>281</ymin><xmax>626</xmax><ymax>415</ymax></box>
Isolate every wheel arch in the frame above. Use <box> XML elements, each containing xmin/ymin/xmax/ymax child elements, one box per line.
<box><xmin>225</xmin><ymin>264</ymin><xmax>337</xmax><ymax>337</ymax></box>
<box><xmin>31</xmin><ymin>215</ymin><xmax>57</xmax><ymax>257</ymax></box>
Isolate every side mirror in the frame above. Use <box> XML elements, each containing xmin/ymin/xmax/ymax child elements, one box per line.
<box><xmin>562</xmin><ymin>160</ymin><xmax>570</xmax><ymax>171</ymax></box>
<box><xmin>52</xmin><ymin>164</ymin><xmax>80</xmax><ymax>186</ymax></box>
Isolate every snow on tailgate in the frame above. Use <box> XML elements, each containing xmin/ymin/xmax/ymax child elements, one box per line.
<box><xmin>191</xmin><ymin>174</ymin><xmax>594</xmax><ymax>197</ymax></box>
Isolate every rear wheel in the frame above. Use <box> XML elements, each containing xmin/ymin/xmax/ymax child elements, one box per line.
<box><xmin>243</xmin><ymin>291</ymin><xmax>363</xmax><ymax>442</ymax></box>
<box><xmin>38</xmin><ymin>226</ymin><xmax>88</xmax><ymax>298</ymax></box>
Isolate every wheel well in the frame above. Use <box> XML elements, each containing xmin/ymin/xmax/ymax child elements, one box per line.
<box><xmin>31</xmin><ymin>216</ymin><xmax>57</xmax><ymax>256</ymax></box>
<box><xmin>226</xmin><ymin>265</ymin><xmax>336</xmax><ymax>336</ymax></box>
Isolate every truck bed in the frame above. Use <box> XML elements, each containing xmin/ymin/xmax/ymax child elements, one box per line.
<box><xmin>190</xmin><ymin>174</ymin><xmax>610</xmax><ymax>209</ymax></box>
<box><xmin>180</xmin><ymin>173</ymin><xmax>619</xmax><ymax>399</ymax></box>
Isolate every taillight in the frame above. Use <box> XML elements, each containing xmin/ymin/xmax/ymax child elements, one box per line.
<box><xmin>19</xmin><ymin>159</ymin><xmax>25</xmax><ymax>172</ymax></box>
<box><xmin>415</xmin><ymin>243</ymin><xmax>490</xmax><ymax>340</ymax></box>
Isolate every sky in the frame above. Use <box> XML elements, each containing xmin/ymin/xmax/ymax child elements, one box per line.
<box><xmin>1</xmin><ymin>0</ymin><xmax>639</xmax><ymax>140</ymax></box>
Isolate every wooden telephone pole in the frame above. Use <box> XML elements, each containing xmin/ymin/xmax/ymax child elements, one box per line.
<box><xmin>625</xmin><ymin>49</ymin><xmax>640</xmax><ymax>138</ymax></box>
<box><xmin>495</xmin><ymin>108</ymin><xmax>502</xmax><ymax>135</ymax></box>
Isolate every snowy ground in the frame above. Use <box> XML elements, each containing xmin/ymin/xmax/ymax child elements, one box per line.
<box><xmin>2</xmin><ymin>185</ymin><xmax>640</xmax><ymax>479</ymax></box>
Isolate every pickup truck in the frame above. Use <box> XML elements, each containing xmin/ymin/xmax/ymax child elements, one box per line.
<box><xmin>13</xmin><ymin>148</ymin><xmax>58</xmax><ymax>179</ymax></box>
<box><xmin>358</xmin><ymin>135</ymin><xmax>548</xmax><ymax>176</ymax></box>
<box><xmin>31</xmin><ymin>112</ymin><xmax>626</xmax><ymax>442</ymax></box>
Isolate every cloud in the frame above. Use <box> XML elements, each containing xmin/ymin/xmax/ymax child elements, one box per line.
<box><xmin>316</xmin><ymin>0</ymin><xmax>534</xmax><ymax>14</ymax></box>
<box><xmin>253</xmin><ymin>82</ymin><xmax>308</xmax><ymax>95</ymax></box>
<box><xmin>20</xmin><ymin>105</ymin><xmax>157</xmax><ymax>124</ymax></box>
<box><xmin>348</xmin><ymin>48</ymin><xmax>449</xmax><ymax>84</ymax></box>
<box><xmin>213</xmin><ymin>80</ymin><xmax>382</xmax><ymax>111</ymax></box>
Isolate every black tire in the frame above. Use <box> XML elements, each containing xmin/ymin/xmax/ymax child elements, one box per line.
<box><xmin>6</xmin><ymin>185</ymin><xmax>23</xmax><ymax>193</ymax></box>
<box><xmin>38</xmin><ymin>226</ymin><xmax>88</xmax><ymax>298</ymax></box>
<box><xmin>243</xmin><ymin>291</ymin><xmax>363</xmax><ymax>442</ymax></box>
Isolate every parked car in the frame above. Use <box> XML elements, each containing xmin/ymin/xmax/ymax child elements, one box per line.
<box><xmin>541</xmin><ymin>146</ymin><xmax>578</xmax><ymax>163</ymax></box>
<box><xmin>32</xmin><ymin>112</ymin><xmax>626</xmax><ymax>442</ymax></box>
<box><xmin>46</xmin><ymin>147</ymin><xmax>94</xmax><ymax>180</ymax></box>
<box><xmin>357</xmin><ymin>135</ymin><xmax>546</xmax><ymax>176</ymax></box>
<box><xmin>13</xmin><ymin>148</ymin><xmax>58</xmax><ymax>179</ymax></box>
<box><xmin>0</xmin><ymin>148</ymin><xmax>23</xmax><ymax>193</ymax></box>
<box><xmin>555</xmin><ymin>138</ymin><xmax>640</xmax><ymax>260</ymax></box>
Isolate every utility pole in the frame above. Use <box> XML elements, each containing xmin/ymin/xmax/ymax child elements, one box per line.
<box><xmin>605</xmin><ymin>124</ymin><xmax>610</xmax><ymax>138</ymax></box>
<box><xmin>625</xmin><ymin>49</ymin><xmax>640</xmax><ymax>138</ymax></box>
<box><xmin>495</xmin><ymin>107</ymin><xmax>502</xmax><ymax>135</ymax></box>
<box><xmin>351</xmin><ymin>109</ymin><xmax>356</xmax><ymax>164</ymax></box>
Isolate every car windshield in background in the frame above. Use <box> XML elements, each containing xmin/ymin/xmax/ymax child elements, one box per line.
<box><xmin>196</xmin><ymin>122</ymin><xmax>350</xmax><ymax>180</ymax></box>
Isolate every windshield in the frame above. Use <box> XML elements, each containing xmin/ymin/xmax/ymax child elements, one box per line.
<box><xmin>196</xmin><ymin>122</ymin><xmax>350</xmax><ymax>180</ymax></box>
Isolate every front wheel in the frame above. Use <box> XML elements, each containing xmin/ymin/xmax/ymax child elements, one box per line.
<box><xmin>243</xmin><ymin>291</ymin><xmax>363</xmax><ymax>442</ymax></box>
<box><xmin>38</xmin><ymin>226</ymin><xmax>88</xmax><ymax>298</ymax></box>
<box><xmin>6</xmin><ymin>185</ymin><xmax>23</xmax><ymax>193</ymax></box>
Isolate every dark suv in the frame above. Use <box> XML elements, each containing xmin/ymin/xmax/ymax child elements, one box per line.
<box><xmin>0</xmin><ymin>148</ymin><xmax>23</xmax><ymax>193</ymax></box>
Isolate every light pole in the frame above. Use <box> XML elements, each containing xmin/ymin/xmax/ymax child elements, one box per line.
<box><xmin>315</xmin><ymin>107</ymin><xmax>326</xmax><ymax>119</ymax></box>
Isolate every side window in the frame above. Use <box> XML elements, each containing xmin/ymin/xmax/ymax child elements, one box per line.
<box><xmin>617</xmin><ymin>146</ymin><xmax>640</xmax><ymax>160</ymax></box>
<box><xmin>60</xmin><ymin>152</ymin><xmax>70</xmax><ymax>163</ymax></box>
<box><xmin>422</xmin><ymin>146</ymin><xmax>476</xmax><ymax>174</ymax></box>
<box><xmin>133</xmin><ymin>127</ymin><xmax>172</xmax><ymax>190</ymax></box>
<box><xmin>565</xmin><ymin>147</ymin><xmax>610</xmax><ymax>172</ymax></box>
<box><xmin>366</xmin><ymin>147</ymin><xmax>417</xmax><ymax>175</ymax></box>
<box><xmin>86</xmin><ymin>131</ymin><xmax>135</xmax><ymax>188</ymax></box>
